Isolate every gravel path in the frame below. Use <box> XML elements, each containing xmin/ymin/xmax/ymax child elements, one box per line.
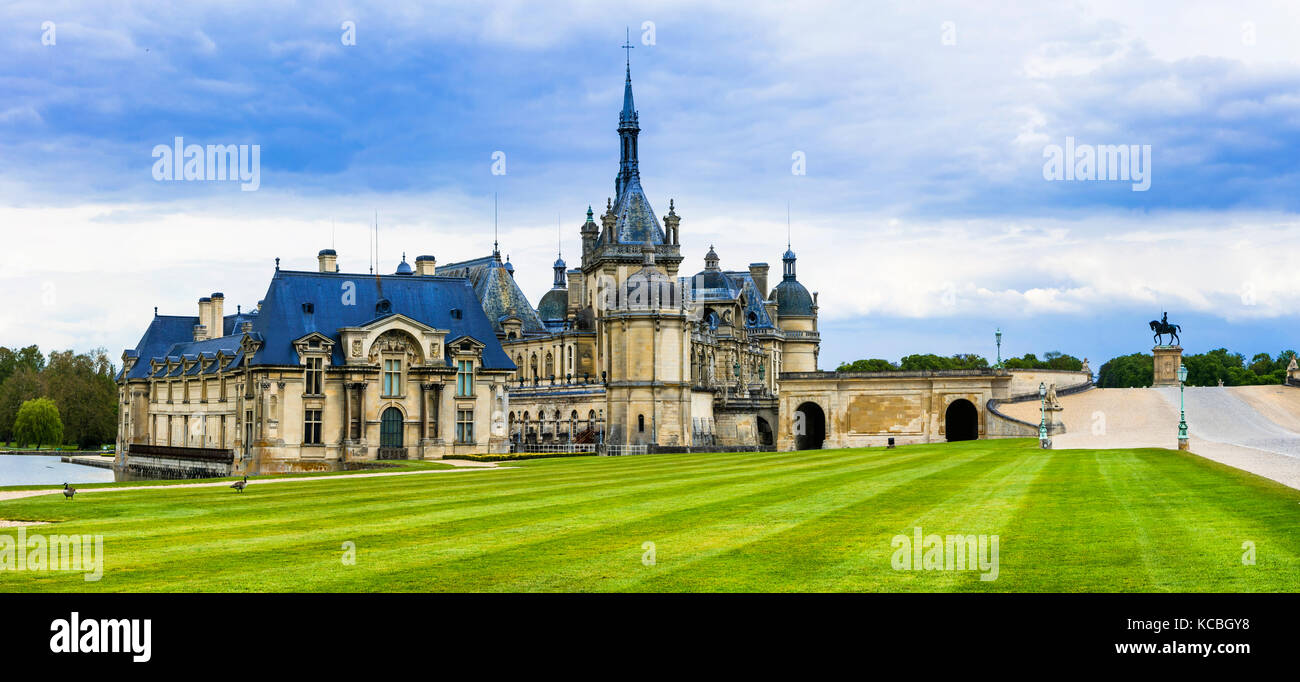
<box><xmin>1153</xmin><ymin>386</ymin><xmax>1300</xmax><ymax>458</ymax></box>
<box><xmin>1005</xmin><ymin>386</ymin><xmax>1300</xmax><ymax>490</ymax></box>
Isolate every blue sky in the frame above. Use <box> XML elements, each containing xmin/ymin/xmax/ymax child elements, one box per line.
<box><xmin>1</xmin><ymin>1</ymin><xmax>1298</xmax><ymax>368</ymax></box>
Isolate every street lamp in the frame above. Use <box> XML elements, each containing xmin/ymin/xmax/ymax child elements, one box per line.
<box><xmin>995</xmin><ymin>328</ymin><xmax>1003</xmax><ymax>369</ymax></box>
<box><xmin>1038</xmin><ymin>381</ymin><xmax>1050</xmax><ymax>449</ymax></box>
<box><xmin>1177</xmin><ymin>364</ymin><xmax>1189</xmax><ymax>450</ymax></box>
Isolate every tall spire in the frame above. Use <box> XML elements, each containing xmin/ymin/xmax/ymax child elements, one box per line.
<box><xmin>616</xmin><ymin>28</ymin><xmax>640</xmax><ymax>198</ymax></box>
<box><xmin>621</xmin><ymin>27</ymin><xmax>635</xmax><ymax>120</ymax></box>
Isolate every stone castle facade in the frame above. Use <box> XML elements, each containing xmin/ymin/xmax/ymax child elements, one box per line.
<box><xmin>115</xmin><ymin>59</ymin><xmax>1066</xmax><ymax>475</ymax></box>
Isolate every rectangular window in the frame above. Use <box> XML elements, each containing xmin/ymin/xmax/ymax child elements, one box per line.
<box><xmin>383</xmin><ymin>359</ymin><xmax>402</xmax><ymax>397</ymax></box>
<box><xmin>306</xmin><ymin>357</ymin><xmax>324</xmax><ymax>395</ymax></box>
<box><xmin>455</xmin><ymin>409</ymin><xmax>474</xmax><ymax>444</ymax></box>
<box><xmin>456</xmin><ymin>360</ymin><xmax>473</xmax><ymax>397</ymax></box>
<box><xmin>304</xmin><ymin>409</ymin><xmax>322</xmax><ymax>445</ymax></box>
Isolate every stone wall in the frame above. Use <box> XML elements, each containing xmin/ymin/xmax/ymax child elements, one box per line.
<box><xmin>776</xmin><ymin>369</ymin><xmax>1014</xmax><ymax>450</ymax></box>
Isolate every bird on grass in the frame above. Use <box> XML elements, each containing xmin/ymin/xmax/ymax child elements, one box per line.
<box><xmin>230</xmin><ymin>476</ymin><xmax>248</xmax><ymax>493</ymax></box>
<box><xmin>62</xmin><ymin>483</ymin><xmax>76</xmax><ymax>500</ymax></box>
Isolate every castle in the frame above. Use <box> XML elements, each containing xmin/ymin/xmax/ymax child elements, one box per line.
<box><xmin>115</xmin><ymin>59</ymin><xmax>1075</xmax><ymax>476</ymax></box>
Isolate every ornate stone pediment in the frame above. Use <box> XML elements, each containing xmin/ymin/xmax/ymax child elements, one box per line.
<box><xmin>338</xmin><ymin>314</ymin><xmax>449</xmax><ymax>367</ymax></box>
<box><xmin>368</xmin><ymin>329</ymin><xmax>423</xmax><ymax>366</ymax></box>
<box><xmin>292</xmin><ymin>332</ymin><xmax>336</xmax><ymax>364</ymax></box>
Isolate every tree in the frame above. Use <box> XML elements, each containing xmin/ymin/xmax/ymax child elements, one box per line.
<box><xmin>837</xmin><ymin>358</ymin><xmax>899</xmax><ymax>372</ymax></box>
<box><xmin>0</xmin><ymin>345</ymin><xmax>45</xmax><ymax>387</ymax></box>
<box><xmin>43</xmin><ymin>349</ymin><xmax>119</xmax><ymax>449</ymax></box>
<box><xmin>0</xmin><ymin>367</ymin><xmax>44</xmax><ymax>443</ymax></box>
<box><xmin>1002</xmin><ymin>352</ymin><xmax>1083</xmax><ymax>371</ymax></box>
<box><xmin>897</xmin><ymin>354</ymin><xmax>989</xmax><ymax>371</ymax></box>
<box><xmin>14</xmin><ymin>397</ymin><xmax>63</xmax><ymax>450</ymax></box>
<box><xmin>1097</xmin><ymin>353</ymin><xmax>1153</xmax><ymax>388</ymax></box>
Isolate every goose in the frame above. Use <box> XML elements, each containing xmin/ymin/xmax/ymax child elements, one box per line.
<box><xmin>62</xmin><ymin>483</ymin><xmax>76</xmax><ymax>500</ymax></box>
<box><xmin>230</xmin><ymin>476</ymin><xmax>248</xmax><ymax>493</ymax></box>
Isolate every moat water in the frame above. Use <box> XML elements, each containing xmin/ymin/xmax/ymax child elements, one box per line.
<box><xmin>0</xmin><ymin>454</ymin><xmax>117</xmax><ymax>486</ymax></box>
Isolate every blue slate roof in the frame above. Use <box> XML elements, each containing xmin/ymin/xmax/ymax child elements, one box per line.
<box><xmin>249</xmin><ymin>269</ymin><xmax>513</xmax><ymax>369</ymax></box>
<box><xmin>605</xmin><ymin>175</ymin><xmax>665</xmax><ymax>245</ymax></box>
<box><xmin>537</xmin><ymin>288</ymin><xmax>569</xmax><ymax>324</ymax></box>
<box><xmin>435</xmin><ymin>255</ymin><xmax>546</xmax><ymax>335</ymax></box>
<box><xmin>772</xmin><ymin>278</ymin><xmax>813</xmax><ymax>316</ymax></box>
<box><xmin>121</xmin><ymin>315</ymin><xmax>200</xmax><ymax>380</ymax></box>
<box><xmin>683</xmin><ymin>270</ymin><xmax>776</xmax><ymax>330</ymax></box>
<box><xmin>121</xmin><ymin>269</ymin><xmax>515</xmax><ymax>379</ymax></box>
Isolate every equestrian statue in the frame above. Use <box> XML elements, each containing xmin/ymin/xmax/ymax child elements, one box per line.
<box><xmin>1149</xmin><ymin>312</ymin><xmax>1181</xmax><ymax>346</ymax></box>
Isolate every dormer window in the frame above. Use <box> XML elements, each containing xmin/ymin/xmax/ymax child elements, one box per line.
<box><xmin>457</xmin><ymin>360</ymin><xmax>474</xmax><ymax>397</ymax></box>
<box><xmin>305</xmin><ymin>356</ymin><xmax>324</xmax><ymax>395</ymax></box>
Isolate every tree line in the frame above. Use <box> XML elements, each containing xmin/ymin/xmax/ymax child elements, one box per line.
<box><xmin>1097</xmin><ymin>349</ymin><xmax>1297</xmax><ymax>388</ymax></box>
<box><xmin>836</xmin><ymin>352</ymin><xmax>1084</xmax><ymax>372</ymax></box>
<box><xmin>0</xmin><ymin>345</ymin><xmax>119</xmax><ymax>449</ymax></box>
<box><xmin>834</xmin><ymin>347</ymin><xmax>1297</xmax><ymax>388</ymax></box>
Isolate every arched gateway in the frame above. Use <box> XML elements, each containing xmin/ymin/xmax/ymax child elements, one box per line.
<box><xmin>794</xmin><ymin>402</ymin><xmax>826</xmax><ymax>450</ymax></box>
<box><xmin>944</xmin><ymin>399</ymin><xmax>978</xmax><ymax>442</ymax></box>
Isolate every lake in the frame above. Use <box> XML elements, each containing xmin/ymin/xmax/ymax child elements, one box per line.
<box><xmin>0</xmin><ymin>454</ymin><xmax>118</xmax><ymax>486</ymax></box>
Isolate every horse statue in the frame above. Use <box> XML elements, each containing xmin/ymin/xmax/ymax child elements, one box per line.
<box><xmin>1149</xmin><ymin>312</ymin><xmax>1181</xmax><ymax>346</ymax></box>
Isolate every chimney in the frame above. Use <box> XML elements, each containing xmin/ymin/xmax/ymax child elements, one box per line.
<box><xmin>748</xmin><ymin>263</ymin><xmax>769</xmax><ymax>300</ymax></box>
<box><xmin>210</xmin><ymin>293</ymin><xmax>225</xmax><ymax>338</ymax></box>
<box><xmin>318</xmin><ymin>249</ymin><xmax>338</xmax><ymax>273</ymax></box>
<box><xmin>415</xmin><ymin>254</ymin><xmax>437</xmax><ymax>276</ymax></box>
<box><xmin>196</xmin><ymin>298</ymin><xmax>212</xmax><ymax>341</ymax></box>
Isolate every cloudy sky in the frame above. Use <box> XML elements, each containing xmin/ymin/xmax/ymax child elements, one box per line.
<box><xmin>1</xmin><ymin>0</ymin><xmax>1298</xmax><ymax>368</ymax></box>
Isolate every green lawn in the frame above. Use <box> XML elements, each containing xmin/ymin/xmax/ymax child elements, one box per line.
<box><xmin>1</xmin><ymin>439</ymin><xmax>1297</xmax><ymax>592</ymax></box>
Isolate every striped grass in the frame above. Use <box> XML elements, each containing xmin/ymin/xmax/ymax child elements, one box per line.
<box><xmin>0</xmin><ymin>439</ymin><xmax>1296</xmax><ymax>592</ymax></box>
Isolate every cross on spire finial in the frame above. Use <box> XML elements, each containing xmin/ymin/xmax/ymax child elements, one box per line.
<box><xmin>622</xmin><ymin>27</ymin><xmax>634</xmax><ymax>74</ymax></box>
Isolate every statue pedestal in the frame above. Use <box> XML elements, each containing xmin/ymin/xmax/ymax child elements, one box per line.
<box><xmin>1046</xmin><ymin>406</ymin><xmax>1065</xmax><ymax>434</ymax></box>
<box><xmin>1152</xmin><ymin>346</ymin><xmax>1183</xmax><ymax>387</ymax></box>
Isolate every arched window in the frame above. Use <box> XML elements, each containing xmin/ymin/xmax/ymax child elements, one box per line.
<box><xmin>638</xmin><ymin>414</ymin><xmax>645</xmax><ymax>432</ymax></box>
<box><xmin>545</xmin><ymin>352</ymin><xmax>555</xmax><ymax>378</ymax></box>
<box><xmin>530</xmin><ymin>354</ymin><xmax>539</xmax><ymax>379</ymax></box>
<box><xmin>381</xmin><ymin>407</ymin><xmax>403</xmax><ymax>448</ymax></box>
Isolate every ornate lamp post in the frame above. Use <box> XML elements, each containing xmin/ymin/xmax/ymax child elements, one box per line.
<box><xmin>1177</xmin><ymin>364</ymin><xmax>1189</xmax><ymax>450</ymax></box>
<box><xmin>1038</xmin><ymin>381</ymin><xmax>1050</xmax><ymax>449</ymax></box>
<box><xmin>995</xmin><ymin>328</ymin><xmax>1003</xmax><ymax>369</ymax></box>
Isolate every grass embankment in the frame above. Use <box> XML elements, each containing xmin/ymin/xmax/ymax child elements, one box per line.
<box><xmin>1</xmin><ymin>439</ymin><xmax>1296</xmax><ymax>592</ymax></box>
